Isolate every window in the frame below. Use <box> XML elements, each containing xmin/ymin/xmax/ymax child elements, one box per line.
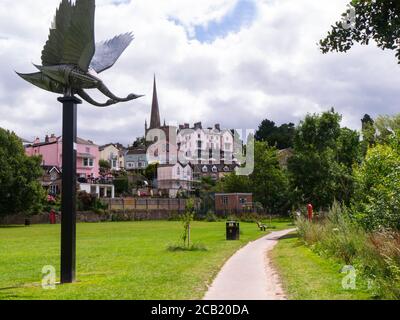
<box><xmin>202</xmin><ymin>166</ymin><xmax>208</xmax><ymax>173</ymax></box>
<box><xmin>222</xmin><ymin>196</ymin><xmax>228</xmax><ymax>205</ymax></box>
<box><xmin>212</xmin><ymin>166</ymin><xmax>218</xmax><ymax>173</ymax></box>
<box><xmin>240</xmin><ymin>198</ymin><xmax>247</xmax><ymax>204</ymax></box>
<box><xmin>177</xmin><ymin>166</ymin><xmax>181</xmax><ymax>175</ymax></box>
<box><xmin>86</xmin><ymin>147</ymin><xmax>90</xmax><ymax>153</ymax></box>
<box><xmin>83</xmin><ymin>158</ymin><xmax>94</xmax><ymax>167</ymax></box>
<box><xmin>111</xmin><ymin>159</ymin><xmax>117</xmax><ymax>168</ymax></box>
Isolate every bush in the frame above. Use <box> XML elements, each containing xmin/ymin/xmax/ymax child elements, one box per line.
<box><xmin>352</xmin><ymin>135</ymin><xmax>400</xmax><ymax>230</ymax></box>
<box><xmin>205</xmin><ymin>210</ymin><xmax>218</xmax><ymax>222</ymax></box>
<box><xmin>296</xmin><ymin>201</ymin><xmax>400</xmax><ymax>299</ymax></box>
<box><xmin>77</xmin><ymin>192</ymin><xmax>107</xmax><ymax>213</ymax></box>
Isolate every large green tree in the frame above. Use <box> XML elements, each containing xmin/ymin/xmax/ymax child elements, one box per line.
<box><xmin>218</xmin><ymin>141</ymin><xmax>290</xmax><ymax>214</ymax></box>
<box><xmin>320</xmin><ymin>0</ymin><xmax>400</xmax><ymax>63</ymax></box>
<box><xmin>255</xmin><ymin>119</ymin><xmax>295</xmax><ymax>149</ymax></box>
<box><xmin>0</xmin><ymin>128</ymin><xmax>45</xmax><ymax>216</ymax></box>
<box><xmin>352</xmin><ymin>132</ymin><xmax>400</xmax><ymax>230</ymax></box>
<box><xmin>288</xmin><ymin>110</ymin><xmax>360</xmax><ymax>209</ymax></box>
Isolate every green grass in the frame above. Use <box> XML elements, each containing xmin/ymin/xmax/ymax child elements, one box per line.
<box><xmin>270</xmin><ymin>233</ymin><xmax>374</xmax><ymax>300</ymax></box>
<box><xmin>0</xmin><ymin>219</ymin><xmax>292</xmax><ymax>300</ymax></box>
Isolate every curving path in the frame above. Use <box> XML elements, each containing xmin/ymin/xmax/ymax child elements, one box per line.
<box><xmin>203</xmin><ymin>228</ymin><xmax>296</xmax><ymax>300</ymax></box>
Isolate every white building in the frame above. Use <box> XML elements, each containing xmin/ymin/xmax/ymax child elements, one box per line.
<box><xmin>157</xmin><ymin>163</ymin><xmax>193</xmax><ymax>198</ymax></box>
<box><xmin>177</xmin><ymin>122</ymin><xmax>235</xmax><ymax>164</ymax></box>
<box><xmin>80</xmin><ymin>183</ymin><xmax>115</xmax><ymax>199</ymax></box>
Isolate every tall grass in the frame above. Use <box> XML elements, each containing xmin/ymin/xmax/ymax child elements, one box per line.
<box><xmin>296</xmin><ymin>201</ymin><xmax>400</xmax><ymax>299</ymax></box>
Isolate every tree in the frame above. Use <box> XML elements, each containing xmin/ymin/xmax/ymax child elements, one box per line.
<box><xmin>181</xmin><ymin>198</ymin><xmax>195</xmax><ymax>248</ymax></box>
<box><xmin>99</xmin><ymin>159</ymin><xmax>111</xmax><ymax>175</ymax></box>
<box><xmin>0</xmin><ymin>128</ymin><xmax>45</xmax><ymax>216</ymax></box>
<box><xmin>374</xmin><ymin>114</ymin><xmax>400</xmax><ymax>143</ymax></box>
<box><xmin>255</xmin><ymin>119</ymin><xmax>295</xmax><ymax>149</ymax></box>
<box><xmin>144</xmin><ymin>163</ymin><xmax>158</xmax><ymax>182</ymax></box>
<box><xmin>352</xmin><ymin>132</ymin><xmax>400</xmax><ymax>230</ymax></box>
<box><xmin>320</xmin><ymin>1</ymin><xmax>400</xmax><ymax>63</ymax></box>
<box><xmin>361</xmin><ymin>114</ymin><xmax>376</xmax><ymax>156</ymax></box>
<box><xmin>132</xmin><ymin>136</ymin><xmax>146</xmax><ymax>148</ymax></box>
<box><xmin>217</xmin><ymin>141</ymin><xmax>290</xmax><ymax>214</ymax></box>
<box><xmin>288</xmin><ymin>110</ymin><xmax>360</xmax><ymax>209</ymax></box>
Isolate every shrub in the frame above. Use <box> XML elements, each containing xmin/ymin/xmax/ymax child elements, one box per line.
<box><xmin>205</xmin><ymin>210</ymin><xmax>218</xmax><ymax>222</ymax></box>
<box><xmin>296</xmin><ymin>201</ymin><xmax>400</xmax><ymax>299</ymax></box>
<box><xmin>352</xmin><ymin>135</ymin><xmax>400</xmax><ymax>231</ymax></box>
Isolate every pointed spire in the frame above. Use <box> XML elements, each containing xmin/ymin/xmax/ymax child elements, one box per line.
<box><xmin>150</xmin><ymin>75</ymin><xmax>161</xmax><ymax>129</ymax></box>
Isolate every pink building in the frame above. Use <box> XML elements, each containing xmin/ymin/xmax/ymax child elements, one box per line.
<box><xmin>26</xmin><ymin>134</ymin><xmax>100</xmax><ymax>179</ymax></box>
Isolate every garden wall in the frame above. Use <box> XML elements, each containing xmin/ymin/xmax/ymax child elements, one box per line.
<box><xmin>0</xmin><ymin>198</ymin><xmax>198</xmax><ymax>225</ymax></box>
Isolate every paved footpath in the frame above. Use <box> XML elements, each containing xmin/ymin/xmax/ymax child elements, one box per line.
<box><xmin>203</xmin><ymin>228</ymin><xmax>296</xmax><ymax>300</ymax></box>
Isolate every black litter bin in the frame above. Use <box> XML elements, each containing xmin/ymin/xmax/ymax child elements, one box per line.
<box><xmin>24</xmin><ymin>218</ymin><xmax>31</xmax><ymax>226</ymax></box>
<box><xmin>226</xmin><ymin>221</ymin><xmax>240</xmax><ymax>240</ymax></box>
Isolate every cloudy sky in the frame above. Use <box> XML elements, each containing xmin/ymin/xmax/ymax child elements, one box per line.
<box><xmin>1</xmin><ymin>0</ymin><xmax>400</xmax><ymax>146</ymax></box>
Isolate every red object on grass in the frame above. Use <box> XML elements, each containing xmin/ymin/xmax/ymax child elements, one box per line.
<box><xmin>49</xmin><ymin>209</ymin><xmax>56</xmax><ymax>225</ymax></box>
<box><xmin>307</xmin><ymin>203</ymin><xmax>313</xmax><ymax>221</ymax></box>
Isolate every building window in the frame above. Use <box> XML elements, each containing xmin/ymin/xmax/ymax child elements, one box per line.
<box><xmin>222</xmin><ymin>196</ymin><xmax>228</xmax><ymax>205</ymax></box>
<box><xmin>240</xmin><ymin>198</ymin><xmax>247</xmax><ymax>204</ymax></box>
<box><xmin>202</xmin><ymin>166</ymin><xmax>208</xmax><ymax>173</ymax></box>
<box><xmin>86</xmin><ymin>147</ymin><xmax>90</xmax><ymax>153</ymax></box>
<box><xmin>177</xmin><ymin>166</ymin><xmax>181</xmax><ymax>175</ymax></box>
<box><xmin>83</xmin><ymin>158</ymin><xmax>94</xmax><ymax>167</ymax></box>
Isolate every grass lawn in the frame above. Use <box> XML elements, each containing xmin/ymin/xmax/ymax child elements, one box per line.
<box><xmin>270</xmin><ymin>233</ymin><xmax>374</xmax><ymax>300</ymax></box>
<box><xmin>0</xmin><ymin>219</ymin><xmax>292</xmax><ymax>300</ymax></box>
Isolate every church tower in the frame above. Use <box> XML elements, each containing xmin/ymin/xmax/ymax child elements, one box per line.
<box><xmin>148</xmin><ymin>75</ymin><xmax>161</xmax><ymax>131</ymax></box>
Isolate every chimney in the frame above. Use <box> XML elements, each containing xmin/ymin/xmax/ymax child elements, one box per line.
<box><xmin>194</xmin><ymin>122</ymin><xmax>202</xmax><ymax>130</ymax></box>
<box><xmin>45</xmin><ymin>135</ymin><xmax>49</xmax><ymax>143</ymax></box>
<box><xmin>179</xmin><ymin>124</ymin><xmax>184</xmax><ymax>130</ymax></box>
<box><xmin>215</xmin><ymin>124</ymin><xmax>221</xmax><ymax>131</ymax></box>
<box><xmin>184</xmin><ymin>123</ymin><xmax>190</xmax><ymax>129</ymax></box>
<box><xmin>49</xmin><ymin>134</ymin><xmax>57</xmax><ymax>143</ymax></box>
<box><xmin>34</xmin><ymin>137</ymin><xmax>40</xmax><ymax>144</ymax></box>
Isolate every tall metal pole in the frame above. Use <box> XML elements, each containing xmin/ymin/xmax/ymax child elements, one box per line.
<box><xmin>59</xmin><ymin>96</ymin><xmax>81</xmax><ymax>284</ymax></box>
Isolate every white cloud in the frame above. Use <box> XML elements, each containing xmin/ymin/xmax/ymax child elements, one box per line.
<box><xmin>1</xmin><ymin>0</ymin><xmax>400</xmax><ymax>145</ymax></box>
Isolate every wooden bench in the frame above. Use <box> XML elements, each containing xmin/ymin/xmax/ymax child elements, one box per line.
<box><xmin>256</xmin><ymin>221</ymin><xmax>267</xmax><ymax>231</ymax></box>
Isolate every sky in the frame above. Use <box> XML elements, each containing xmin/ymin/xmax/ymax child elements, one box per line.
<box><xmin>1</xmin><ymin>0</ymin><xmax>400</xmax><ymax>146</ymax></box>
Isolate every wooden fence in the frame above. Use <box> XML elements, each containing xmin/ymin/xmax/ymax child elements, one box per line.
<box><xmin>102</xmin><ymin>198</ymin><xmax>188</xmax><ymax>212</ymax></box>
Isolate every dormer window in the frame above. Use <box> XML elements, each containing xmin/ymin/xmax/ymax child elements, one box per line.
<box><xmin>223</xmin><ymin>166</ymin><xmax>230</xmax><ymax>172</ymax></box>
<box><xmin>212</xmin><ymin>166</ymin><xmax>218</xmax><ymax>173</ymax></box>
<box><xmin>202</xmin><ymin>166</ymin><xmax>208</xmax><ymax>173</ymax></box>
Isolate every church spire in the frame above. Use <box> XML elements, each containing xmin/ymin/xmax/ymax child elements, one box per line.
<box><xmin>150</xmin><ymin>75</ymin><xmax>161</xmax><ymax>129</ymax></box>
